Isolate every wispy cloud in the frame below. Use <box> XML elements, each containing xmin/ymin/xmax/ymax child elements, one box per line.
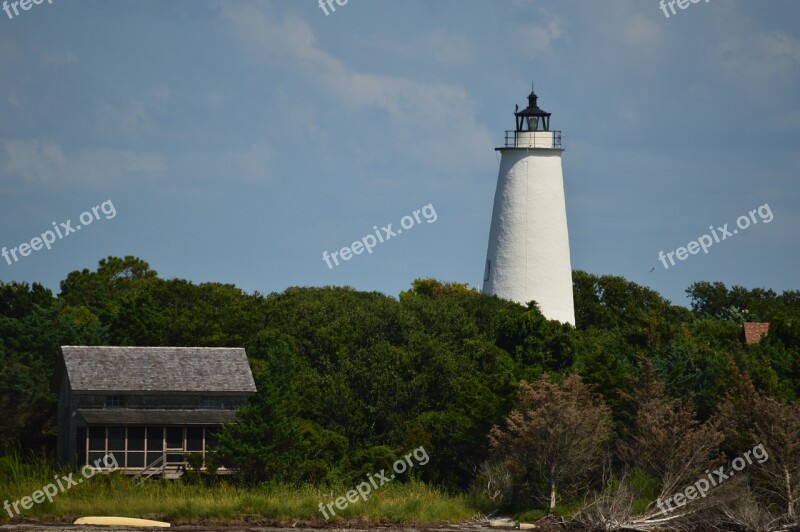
<box><xmin>228</xmin><ymin>142</ymin><xmax>272</xmax><ymax>183</ymax></box>
<box><xmin>376</xmin><ymin>30</ymin><xmax>473</xmax><ymax>67</ymax></box>
<box><xmin>515</xmin><ymin>15</ymin><xmax>565</xmax><ymax>55</ymax></box>
<box><xmin>0</xmin><ymin>139</ymin><xmax>166</xmax><ymax>190</ymax></box>
<box><xmin>621</xmin><ymin>13</ymin><xmax>665</xmax><ymax>47</ymax></box>
<box><xmin>94</xmin><ymin>100</ymin><xmax>154</xmax><ymax>137</ymax></box>
<box><xmin>713</xmin><ymin>30</ymin><xmax>800</xmax><ymax>88</ymax></box>
<box><xmin>41</xmin><ymin>51</ymin><xmax>78</xmax><ymax>66</ymax></box>
<box><xmin>219</xmin><ymin>1</ymin><xmax>492</xmax><ymax>171</ymax></box>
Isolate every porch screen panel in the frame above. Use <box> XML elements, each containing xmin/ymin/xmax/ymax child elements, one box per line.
<box><xmin>108</xmin><ymin>427</ymin><xmax>125</xmax><ymax>450</ymax></box>
<box><xmin>77</xmin><ymin>426</ymin><xmax>87</xmax><ymax>465</ymax></box>
<box><xmin>146</xmin><ymin>426</ymin><xmax>163</xmax><ymax>466</ymax></box>
<box><xmin>88</xmin><ymin>426</ymin><xmax>106</xmax><ymax>465</ymax></box>
<box><xmin>186</xmin><ymin>427</ymin><xmax>203</xmax><ymax>452</ymax></box>
<box><xmin>106</xmin><ymin>426</ymin><xmax>125</xmax><ymax>467</ymax></box>
<box><xmin>127</xmin><ymin>427</ymin><xmax>145</xmax><ymax>468</ymax></box>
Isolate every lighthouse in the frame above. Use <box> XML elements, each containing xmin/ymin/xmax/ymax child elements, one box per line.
<box><xmin>482</xmin><ymin>86</ymin><xmax>576</xmax><ymax>325</ymax></box>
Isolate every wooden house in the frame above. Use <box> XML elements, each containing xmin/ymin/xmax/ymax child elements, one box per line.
<box><xmin>55</xmin><ymin>346</ymin><xmax>256</xmax><ymax>478</ymax></box>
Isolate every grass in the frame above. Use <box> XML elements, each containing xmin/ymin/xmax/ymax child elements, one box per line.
<box><xmin>0</xmin><ymin>454</ymin><xmax>478</xmax><ymax>524</ymax></box>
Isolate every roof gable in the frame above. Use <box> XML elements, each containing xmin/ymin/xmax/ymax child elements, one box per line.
<box><xmin>60</xmin><ymin>346</ymin><xmax>257</xmax><ymax>393</ymax></box>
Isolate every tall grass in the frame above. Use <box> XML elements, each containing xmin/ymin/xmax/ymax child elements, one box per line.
<box><xmin>0</xmin><ymin>453</ymin><xmax>478</xmax><ymax>524</ymax></box>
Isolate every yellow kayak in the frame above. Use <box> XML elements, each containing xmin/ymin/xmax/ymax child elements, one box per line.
<box><xmin>73</xmin><ymin>516</ymin><xmax>170</xmax><ymax>527</ymax></box>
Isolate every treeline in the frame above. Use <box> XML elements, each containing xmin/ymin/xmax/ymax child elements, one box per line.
<box><xmin>1</xmin><ymin>256</ymin><xmax>798</xmax><ymax>525</ymax></box>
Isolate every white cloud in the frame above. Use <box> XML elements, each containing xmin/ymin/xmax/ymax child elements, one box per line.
<box><xmin>166</xmin><ymin>141</ymin><xmax>275</xmax><ymax>186</ymax></box>
<box><xmin>203</xmin><ymin>90</ymin><xmax>226</xmax><ymax>109</ymax></box>
<box><xmin>419</xmin><ymin>31</ymin><xmax>472</xmax><ymax>66</ymax></box>
<box><xmin>93</xmin><ymin>88</ymin><xmax>172</xmax><ymax>137</ymax></box>
<box><xmin>712</xmin><ymin>30</ymin><xmax>800</xmax><ymax>89</ymax></box>
<box><xmin>228</xmin><ymin>142</ymin><xmax>272</xmax><ymax>183</ymax></box>
<box><xmin>218</xmin><ymin>1</ymin><xmax>492</xmax><ymax>171</ymax></box>
<box><xmin>95</xmin><ymin>100</ymin><xmax>153</xmax><ymax>137</ymax></box>
<box><xmin>375</xmin><ymin>30</ymin><xmax>472</xmax><ymax>67</ymax></box>
<box><xmin>0</xmin><ymin>139</ymin><xmax>166</xmax><ymax>189</ymax></box>
<box><xmin>515</xmin><ymin>16</ymin><xmax>564</xmax><ymax>55</ymax></box>
<box><xmin>761</xmin><ymin>31</ymin><xmax>800</xmax><ymax>64</ymax></box>
<box><xmin>5</xmin><ymin>89</ymin><xmax>20</xmax><ymax>107</ymax></box>
<box><xmin>621</xmin><ymin>13</ymin><xmax>665</xmax><ymax>47</ymax></box>
<box><xmin>148</xmin><ymin>87</ymin><xmax>172</xmax><ymax>103</ymax></box>
<box><xmin>41</xmin><ymin>51</ymin><xmax>78</xmax><ymax>66</ymax></box>
<box><xmin>0</xmin><ymin>37</ymin><xmax>20</xmax><ymax>70</ymax></box>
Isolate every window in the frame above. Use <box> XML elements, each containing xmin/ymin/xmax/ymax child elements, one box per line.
<box><xmin>228</xmin><ymin>396</ymin><xmax>246</xmax><ymax>408</ymax></box>
<box><xmin>202</xmin><ymin>396</ymin><xmax>224</xmax><ymax>408</ymax></box>
<box><xmin>105</xmin><ymin>395</ymin><xmax>125</xmax><ymax>408</ymax></box>
<box><xmin>484</xmin><ymin>260</ymin><xmax>491</xmax><ymax>282</ymax></box>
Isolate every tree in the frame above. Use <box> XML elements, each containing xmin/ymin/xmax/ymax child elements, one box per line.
<box><xmin>573</xmin><ymin>329</ymin><xmax>636</xmax><ymax>421</ymax></box>
<box><xmin>0</xmin><ymin>299</ymin><xmax>107</xmax><ymax>452</ymax></box>
<box><xmin>0</xmin><ymin>281</ymin><xmax>54</xmax><ymax>319</ymax></box>
<box><xmin>750</xmin><ymin>398</ymin><xmax>800</xmax><ymax>521</ymax></box>
<box><xmin>573</xmin><ymin>271</ymin><xmax>690</xmax><ymax>339</ymax></box>
<box><xmin>400</xmin><ymin>278</ymin><xmax>478</xmax><ymax>299</ymax></box>
<box><xmin>717</xmin><ymin>375</ymin><xmax>800</xmax><ymax>522</ymax></box>
<box><xmin>653</xmin><ymin>342</ymin><xmax>730</xmax><ymax>419</ymax></box>
<box><xmin>489</xmin><ymin>373</ymin><xmax>612</xmax><ymax>512</ymax></box>
<box><xmin>214</xmin><ymin>341</ymin><xmax>308</xmax><ymax>483</ymax></box>
<box><xmin>620</xmin><ymin>360</ymin><xmax>724</xmax><ymax>521</ymax></box>
<box><xmin>59</xmin><ymin>256</ymin><xmax>158</xmax><ymax>308</ymax></box>
<box><xmin>687</xmin><ymin>281</ymin><xmax>800</xmax><ymax>324</ymax></box>
<box><xmin>494</xmin><ymin>305</ymin><xmax>577</xmax><ymax>375</ymax></box>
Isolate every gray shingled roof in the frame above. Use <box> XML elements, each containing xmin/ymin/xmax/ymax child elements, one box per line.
<box><xmin>61</xmin><ymin>346</ymin><xmax>257</xmax><ymax>393</ymax></box>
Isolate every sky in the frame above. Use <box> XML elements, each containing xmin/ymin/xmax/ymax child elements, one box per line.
<box><xmin>0</xmin><ymin>0</ymin><xmax>798</xmax><ymax>308</ymax></box>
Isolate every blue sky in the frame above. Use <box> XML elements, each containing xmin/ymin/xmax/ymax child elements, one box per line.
<box><xmin>1</xmin><ymin>0</ymin><xmax>798</xmax><ymax>307</ymax></box>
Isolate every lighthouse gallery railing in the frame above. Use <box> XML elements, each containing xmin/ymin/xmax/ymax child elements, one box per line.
<box><xmin>503</xmin><ymin>130</ymin><xmax>562</xmax><ymax>149</ymax></box>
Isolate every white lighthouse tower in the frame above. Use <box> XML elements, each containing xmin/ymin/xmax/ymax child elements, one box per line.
<box><xmin>482</xmin><ymin>85</ymin><xmax>576</xmax><ymax>325</ymax></box>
